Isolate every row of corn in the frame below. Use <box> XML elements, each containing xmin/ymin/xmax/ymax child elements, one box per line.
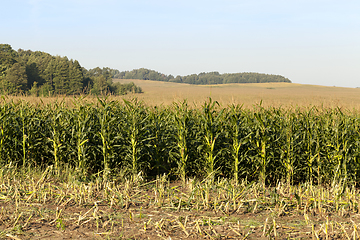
<box><xmin>1</xmin><ymin>97</ymin><xmax>359</xmax><ymax>185</ymax></box>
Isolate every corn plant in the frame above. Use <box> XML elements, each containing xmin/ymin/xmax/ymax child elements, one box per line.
<box><xmin>198</xmin><ymin>98</ymin><xmax>225</xmax><ymax>180</ymax></box>
<box><xmin>226</xmin><ymin>104</ymin><xmax>249</xmax><ymax>185</ymax></box>
<box><xmin>96</xmin><ymin>98</ymin><xmax>118</xmax><ymax>180</ymax></box>
<box><xmin>352</xmin><ymin>117</ymin><xmax>360</xmax><ymax>182</ymax></box>
<box><xmin>123</xmin><ymin>99</ymin><xmax>150</xmax><ymax>178</ymax></box>
<box><xmin>324</xmin><ymin>109</ymin><xmax>353</xmax><ymax>185</ymax></box>
<box><xmin>249</xmin><ymin>111</ymin><xmax>268</xmax><ymax>188</ymax></box>
<box><xmin>19</xmin><ymin>102</ymin><xmax>27</xmax><ymax>167</ymax></box>
<box><xmin>247</xmin><ymin>106</ymin><xmax>282</xmax><ymax>188</ymax></box>
<box><xmin>69</xmin><ymin>101</ymin><xmax>94</xmax><ymax>178</ymax></box>
<box><xmin>46</xmin><ymin>102</ymin><xmax>69</xmax><ymax>173</ymax></box>
<box><xmin>147</xmin><ymin>106</ymin><xmax>172</xmax><ymax>176</ymax></box>
<box><xmin>19</xmin><ymin>102</ymin><xmax>46</xmax><ymax>168</ymax></box>
<box><xmin>0</xmin><ymin>101</ymin><xmax>12</xmax><ymax>164</ymax></box>
<box><xmin>171</xmin><ymin>101</ymin><xmax>192</xmax><ymax>183</ymax></box>
<box><xmin>298</xmin><ymin>108</ymin><xmax>319</xmax><ymax>183</ymax></box>
<box><xmin>279</xmin><ymin>110</ymin><xmax>297</xmax><ymax>185</ymax></box>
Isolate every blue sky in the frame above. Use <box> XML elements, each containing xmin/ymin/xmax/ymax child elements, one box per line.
<box><xmin>2</xmin><ymin>0</ymin><xmax>360</xmax><ymax>87</ymax></box>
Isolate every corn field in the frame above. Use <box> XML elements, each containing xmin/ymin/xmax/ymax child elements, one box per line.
<box><xmin>1</xmin><ymin>97</ymin><xmax>360</xmax><ymax>185</ymax></box>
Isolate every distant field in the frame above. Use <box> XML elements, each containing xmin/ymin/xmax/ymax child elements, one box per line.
<box><xmin>3</xmin><ymin>79</ymin><xmax>360</xmax><ymax>110</ymax></box>
<box><xmin>114</xmin><ymin>79</ymin><xmax>360</xmax><ymax>110</ymax></box>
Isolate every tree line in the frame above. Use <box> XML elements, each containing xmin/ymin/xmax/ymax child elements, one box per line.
<box><xmin>0</xmin><ymin>43</ymin><xmax>291</xmax><ymax>96</ymax></box>
<box><xmin>114</xmin><ymin>68</ymin><xmax>292</xmax><ymax>84</ymax></box>
<box><xmin>0</xmin><ymin>44</ymin><xmax>142</xmax><ymax>96</ymax></box>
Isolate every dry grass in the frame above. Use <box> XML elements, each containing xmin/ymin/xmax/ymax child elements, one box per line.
<box><xmin>2</xmin><ymin>80</ymin><xmax>360</xmax><ymax>110</ymax></box>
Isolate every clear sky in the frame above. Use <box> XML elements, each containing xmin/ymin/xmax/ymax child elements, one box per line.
<box><xmin>2</xmin><ymin>0</ymin><xmax>359</xmax><ymax>87</ymax></box>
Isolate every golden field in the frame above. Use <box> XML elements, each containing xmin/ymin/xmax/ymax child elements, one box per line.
<box><xmin>3</xmin><ymin>79</ymin><xmax>360</xmax><ymax>110</ymax></box>
<box><xmin>115</xmin><ymin>79</ymin><xmax>360</xmax><ymax>110</ymax></box>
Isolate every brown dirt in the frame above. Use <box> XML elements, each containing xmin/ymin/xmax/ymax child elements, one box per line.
<box><xmin>1</xmin><ymin>196</ymin><xmax>358</xmax><ymax>239</ymax></box>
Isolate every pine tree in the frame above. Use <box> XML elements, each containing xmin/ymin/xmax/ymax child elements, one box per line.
<box><xmin>68</xmin><ymin>60</ymin><xmax>84</xmax><ymax>94</ymax></box>
<box><xmin>44</xmin><ymin>58</ymin><xmax>56</xmax><ymax>86</ymax></box>
<box><xmin>53</xmin><ymin>57</ymin><xmax>69</xmax><ymax>95</ymax></box>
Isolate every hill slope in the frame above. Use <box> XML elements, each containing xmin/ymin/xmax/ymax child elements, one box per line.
<box><xmin>114</xmin><ymin>79</ymin><xmax>360</xmax><ymax>110</ymax></box>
